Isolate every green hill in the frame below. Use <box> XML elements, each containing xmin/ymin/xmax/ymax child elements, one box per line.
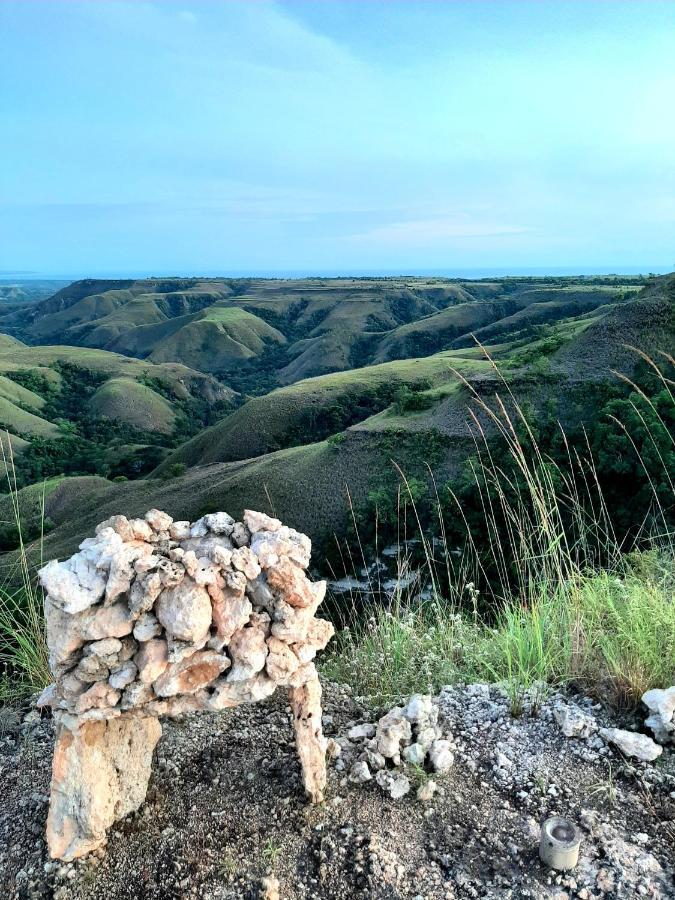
<box><xmin>143</xmin><ymin>306</ymin><xmax>286</xmax><ymax>372</ymax></box>
<box><xmin>0</xmin><ymin>343</ymin><xmax>236</xmax><ymax>490</ymax></box>
<box><xmin>20</xmin><ymin>275</ymin><xmax>642</xmax><ymax>387</ymax></box>
<box><xmin>88</xmin><ymin>378</ymin><xmax>177</xmax><ymax>434</ymax></box>
<box><xmin>2</xmin><ymin>272</ymin><xmax>671</xmax><ymax>565</ymax></box>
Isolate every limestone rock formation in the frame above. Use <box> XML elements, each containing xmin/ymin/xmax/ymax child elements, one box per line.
<box><xmin>47</xmin><ymin>716</ymin><xmax>161</xmax><ymax>861</ymax></box>
<box><xmin>600</xmin><ymin>727</ymin><xmax>663</xmax><ymax>762</ymax></box>
<box><xmin>39</xmin><ymin>509</ymin><xmax>334</xmax><ymax>860</ymax></box>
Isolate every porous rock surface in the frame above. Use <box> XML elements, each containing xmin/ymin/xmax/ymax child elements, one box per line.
<box><xmin>38</xmin><ymin>509</ymin><xmax>334</xmax><ymax>860</ymax></box>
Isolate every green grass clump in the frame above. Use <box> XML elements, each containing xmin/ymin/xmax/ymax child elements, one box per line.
<box><xmin>323</xmin><ymin>560</ymin><xmax>675</xmax><ymax>710</ymax></box>
<box><xmin>323</xmin><ymin>347</ymin><xmax>675</xmax><ymax>711</ymax></box>
<box><xmin>0</xmin><ymin>440</ymin><xmax>51</xmax><ymax>699</ymax></box>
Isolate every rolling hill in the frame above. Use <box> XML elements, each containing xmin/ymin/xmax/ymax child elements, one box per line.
<box><xmin>7</xmin><ymin>275</ymin><xmax>644</xmax><ymax>389</ymax></box>
<box><xmin>0</xmin><ymin>341</ymin><xmax>236</xmax><ymax>486</ymax></box>
<box><xmin>11</xmin><ymin>272</ymin><xmax>671</xmax><ymax>567</ymax></box>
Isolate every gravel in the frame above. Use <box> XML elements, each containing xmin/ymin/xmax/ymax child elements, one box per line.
<box><xmin>1</xmin><ymin>682</ymin><xmax>674</xmax><ymax>899</ymax></box>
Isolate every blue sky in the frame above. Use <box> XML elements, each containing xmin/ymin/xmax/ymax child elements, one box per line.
<box><xmin>1</xmin><ymin>0</ymin><xmax>674</xmax><ymax>277</ymax></box>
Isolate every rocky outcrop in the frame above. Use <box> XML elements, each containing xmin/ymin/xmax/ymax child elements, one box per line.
<box><xmin>39</xmin><ymin>509</ymin><xmax>334</xmax><ymax>860</ymax></box>
<box><xmin>47</xmin><ymin>716</ymin><xmax>161</xmax><ymax>861</ymax></box>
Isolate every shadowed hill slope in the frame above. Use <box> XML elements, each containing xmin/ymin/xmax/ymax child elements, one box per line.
<box><xmin>23</xmin><ymin>275</ymin><xmax>672</xmax><ymax>568</ymax></box>
<box><xmin>0</xmin><ymin>344</ymin><xmax>234</xmax><ymax>457</ymax></box>
<box><xmin>13</xmin><ymin>276</ymin><xmax>644</xmax><ymax>386</ymax></box>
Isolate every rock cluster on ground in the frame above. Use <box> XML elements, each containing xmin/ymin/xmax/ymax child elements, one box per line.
<box><xmin>37</xmin><ymin>509</ymin><xmax>334</xmax><ymax>861</ymax></box>
<box><xmin>344</xmin><ymin>694</ymin><xmax>454</xmax><ymax>801</ymax></box>
<box><xmin>642</xmin><ymin>686</ymin><xmax>675</xmax><ymax>746</ymax></box>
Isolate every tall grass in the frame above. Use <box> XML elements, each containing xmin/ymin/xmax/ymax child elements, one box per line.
<box><xmin>323</xmin><ymin>350</ymin><xmax>675</xmax><ymax>710</ymax></box>
<box><xmin>0</xmin><ymin>435</ymin><xmax>50</xmax><ymax>700</ymax></box>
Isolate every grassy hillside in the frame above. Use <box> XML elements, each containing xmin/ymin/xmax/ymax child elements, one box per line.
<box><xmin>16</xmin><ymin>275</ymin><xmax>644</xmax><ymax>387</ymax></box>
<box><xmin>156</xmin><ymin>350</ymin><xmax>494</xmax><ymax>470</ymax></box>
<box><xmin>0</xmin><ymin>343</ymin><xmax>236</xmax><ymax>491</ymax></box>
<box><xmin>88</xmin><ymin>378</ymin><xmax>177</xmax><ymax>434</ymax></box>
<box><xmin>0</xmin><ymin>397</ymin><xmax>59</xmax><ymax>439</ymax></box>
<box><xmin>145</xmin><ymin>306</ymin><xmax>286</xmax><ymax>372</ymax></box>
<box><xmin>1</xmin><ymin>272</ymin><xmax>671</xmax><ymax>568</ymax></box>
<box><xmin>22</xmin><ymin>277</ymin><xmax>670</xmax><ymax>569</ymax></box>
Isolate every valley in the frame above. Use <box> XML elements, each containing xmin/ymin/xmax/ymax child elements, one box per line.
<box><xmin>0</xmin><ymin>272</ymin><xmax>671</xmax><ymax>573</ymax></box>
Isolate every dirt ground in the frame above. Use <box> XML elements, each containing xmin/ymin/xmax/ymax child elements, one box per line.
<box><xmin>1</xmin><ymin>682</ymin><xmax>674</xmax><ymax>900</ymax></box>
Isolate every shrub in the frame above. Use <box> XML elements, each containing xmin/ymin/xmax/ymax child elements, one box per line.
<box><xmin>391</xmin><ymin>384</ymin><xmax>434</xmax><ymax>415</ymax></box>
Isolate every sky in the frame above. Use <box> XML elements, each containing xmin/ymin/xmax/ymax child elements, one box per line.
<box><xmin>1</xmin><ymin>0</ymin><xmax>675</xmax><ymax>277</ymax></box>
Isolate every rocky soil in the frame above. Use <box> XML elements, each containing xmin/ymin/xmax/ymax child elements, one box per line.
<box><xmin>1</xmin><ymin>681</ymin><xmax>674</xmax><ymax>900</ymax></box>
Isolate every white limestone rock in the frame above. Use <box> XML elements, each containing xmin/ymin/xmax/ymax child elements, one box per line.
<box><xmin>85</xmin><ymin>638</ymin><xmax>122</xmax><ymax>658</ymax></box>
<box><xmin>553</xmin><ymin>701</ymin><xmax>597</xmax><ymax>739</ymax></box>
<box><xmin>292</xmin><ymin>617</ymin><xmax>335</xmax><ymax>663</ymax></box>
<box><xmin>47</xmin><ymin>716</ymin><xmax>161</xmax><ymax>860</ymax></box>
<box><xmin>41</xmin><ymin>508</ymin><xmax>334</xmax><ymax>860</ymax></box>
<box><xmin>108</xmin><ymin>660</ymin><xmax>138</xmax><ymax>690</ymax></box>
<box><xmin>227</xmin><ymin>613</ymin><xmax>270</xmax><ymax>682</ymax></box>
<box><xmin>156</xmin><ymin>577</ymin><xmax>212</xmax><ymax>643</ymax></box>
<box><xmin>375</xmin><ymin>707</ymin><xmax>412</xmax><ymax>762</ymax></box>
<box><xmin>349</xmin><ymin>760</ymin><xmax>372</xmax><ymax>784</ymax></box>
<box><xmin>207</xmin><ymin>673</ymin><xmax>276</xmax><ymax>709</ymax></box>
<box><xmin>642</xmin><ymin>686</ymin><xmax>675</xmax><ymax>745</ymax></box>
<box><xmin>403</xmin><ymin>742</ymin><xmax>427</xmax><ymax>766</ymax></box>
<box><xmin>375</xmin><ymin>769</ymin><xmax>411</xmax><ymax>799</ymax></box>
<box><xmin>231</xmin><ymin>522</ymin><xmax>250</xmax><ymax>547</ymax></box>
<box><xmin>152</xmin><ymin>650</ymin><xmax>230</xmax><ymax>697</ymax></box>
<box><xmin>168</xmin><ymin>520</ymin><xmax>191</xmax><ymax>541</ymax></box>
<box><xmin>121</xmin><ymin>681</ymin><xmax>155</xmax><ymax>710</ymax></box>
<box><xmin>203</xmin><ymin>512</ymin><xmax>235</xmax><ymax>535</ymax></box>
<box><xmin>39</xmin><ymin>556</ymin><xmax>106</xmax><ymax>615</ymax></box>
<box><xmin>231</xmin><ymin>546</ymin><xmax>261</xmax><ymax>581</ymax></box>
<box><xmin>145</xmin><ymin>509</ymin><xmax>173</xmax><ymax>532</ymax></box>
<box><xmin>428</xmin><ymin>739</ymin><xmax>454</xmax><ymax>773</ymax></box>
<box><xmin>403</xmin><ymin>694</ymin><xmax>437</xmax><ymax>730</ymax></box>
<box><xmin>133</xmin><ymin>611</ymin><xmax>162</xmax><ymax>642</ymax></box>
<box><xmin>129</xmin><ymin>571</ymin><xmax>162</xmax><ymax>616</ymax></box>
<box><xmin>417</xmin><ymin>779</ymin><xmax>437</xmax><ymax>802</ymax></box>
<box><xmin>129</xmin><ymin>518</ymin><xmax>154</xmax><ymax>542</ymax></box>
<box><xmin>265</xmin><ymin>635</ymin><xmax>300</xmax><ymax>683</ymax></box>
<box><xmin>243</xmin><ymin>509</ymin><xmax>281</xmax><ymax>534</ymax></box>
<box><xmin>134</xmin><ymin>639</ymin><xmax>169</xmax><ymax>684</ymax></box>
<box><xmin>75</xmin><ymin>681</ymin><xmax>121</xmax><ymax>714</ymax></box>
<box><xmin>600</xmin><ymin>727</ymin><xmax>663</xmax><ymax>761</ymax></box>
<box><xmin>348</xmin><ymin>723</ymin><xmax>376</xmax><ymax>741</ymax></box>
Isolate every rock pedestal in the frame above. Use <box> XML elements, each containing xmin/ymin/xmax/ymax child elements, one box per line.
<box><xmin>38</xmin><ymin>509</ymin><xmax>334</xmax><ymax>860</ymax></box>
<box><xmin>47</xmin><ymin>716</ymin><xmax>162</xmax><ymax>861</ymax></box>
<box><xmin>289</xmin><ymin>675</ymin><xmax>327</xmax><ymax>803</ymax></box>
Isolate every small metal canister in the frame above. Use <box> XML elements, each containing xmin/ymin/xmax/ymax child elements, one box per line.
<box><xmin>539</xmin><ymin>817</ymin><xmax>582</xmax><ymax>870</ymax></box>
